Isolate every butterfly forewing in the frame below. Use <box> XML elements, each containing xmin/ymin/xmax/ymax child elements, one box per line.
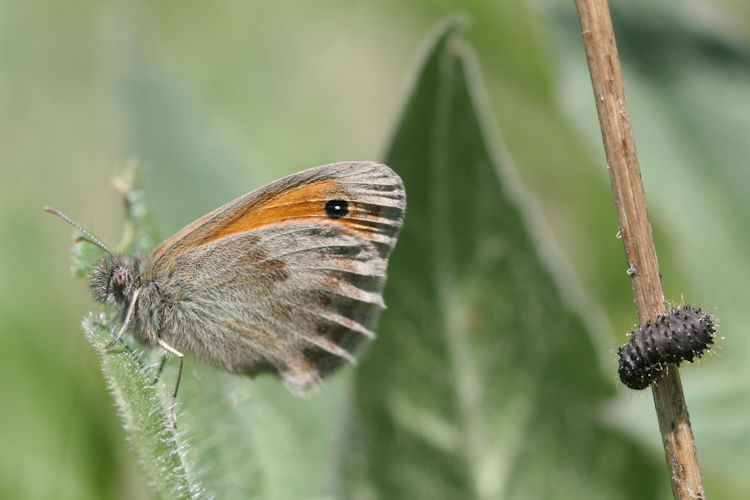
<box><xmin>150</xmin><ymin>162</ymin><xmax>404</xmax><ymax>269</ymax></box>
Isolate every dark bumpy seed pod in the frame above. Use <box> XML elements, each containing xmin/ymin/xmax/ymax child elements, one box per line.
<box><xmin>618</xmin><ymin>305</ymin><xmax>715</xmax><ymax>390</ymax></box>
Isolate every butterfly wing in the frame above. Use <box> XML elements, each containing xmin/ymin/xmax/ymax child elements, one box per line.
<box><xmin>148</xmin><ymin>162</ymin><xmax>405</xmax><ymax>393</ymax></box>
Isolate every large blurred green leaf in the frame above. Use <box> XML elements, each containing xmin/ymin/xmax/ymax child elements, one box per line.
<box><xmin>336</xmin><ymin>20</ymin><xmax>660</xmax><ymax>500</ymax></box>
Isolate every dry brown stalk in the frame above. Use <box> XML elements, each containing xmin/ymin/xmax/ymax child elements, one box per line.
<box><xmin>573</xmin><ymin>0</ymin><xmax>705</xmax><ymax>498</ymax></box>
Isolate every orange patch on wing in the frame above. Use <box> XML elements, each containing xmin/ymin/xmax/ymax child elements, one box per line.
<box><xmin>193</xmin><ymin>180</ymin><xmax>374</xmax><ymax>246</ymax></box>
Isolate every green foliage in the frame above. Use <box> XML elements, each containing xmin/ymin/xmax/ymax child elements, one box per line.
<box><xmin>114</xmin><ymin>160</ymin><xmax>162</xmax><ymax>256</ymax></box>
<box><xmin>82</xmin><ymin>315</ymin><xmax>202</xmax><ymax>500</ymax></box>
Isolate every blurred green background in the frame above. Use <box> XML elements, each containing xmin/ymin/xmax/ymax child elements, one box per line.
<box><xmin>2</xmin><ymin>0</ymin><xmax>750</xmax><ymax>498</ymax></box>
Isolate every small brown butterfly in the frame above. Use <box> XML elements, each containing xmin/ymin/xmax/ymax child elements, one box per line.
<box><xmin>46</xmin><ymin>162</ymin><xmax>406</xmax><ymax>425</ymax></box>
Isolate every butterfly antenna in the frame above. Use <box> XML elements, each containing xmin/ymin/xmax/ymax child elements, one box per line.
<box><xmin>43</xmin><ymin>206</ymin><xmax>115</xmax><ymax>258</ymax></box>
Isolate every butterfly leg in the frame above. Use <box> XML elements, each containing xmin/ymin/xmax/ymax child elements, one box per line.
<box><xmin>105</xmin><ymin>288</ymin><xmax>141</xmax><ymax>349</ymax></box>
<box><xmin>157</xmin><ymin>337</ymin><xmax>184</xmax><ymax>429</ymax></box>
<box><xmin>152</xmin><ymin>353</ymin><xmax>168</xmax><ymax>384</ymax></box>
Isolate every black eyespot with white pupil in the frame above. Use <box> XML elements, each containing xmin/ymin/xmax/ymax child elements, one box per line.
<box><xmin>325</xmin><ymin>199</ymin><xmax>349</xmax><ymax>219</ymax></box>
<box><xmin>111</xmin><ymin>268</ymin><xmax>128</xmax><ymax>289</ymax></box>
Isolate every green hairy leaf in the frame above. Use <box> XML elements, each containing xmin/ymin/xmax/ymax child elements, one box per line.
<box><xmin>82</xmin><ymin>315</ymin><xmax>202</xmax><ymax>500</ymax></box>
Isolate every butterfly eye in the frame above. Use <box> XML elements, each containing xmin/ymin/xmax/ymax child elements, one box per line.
<box><xmin>324</xmin><ymin>199</ymin><xmax>349</xmax><ymax>219</ymax></box>
<box><xmin>111</xmin><ymin>267</ymin><xmax>128</xmax><ymax>289</ymax></box>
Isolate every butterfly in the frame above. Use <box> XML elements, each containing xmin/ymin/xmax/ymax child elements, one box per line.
<box><xmin>46</xmin><ymin>161</ymin><xmax>405</xmax><ymax>424</ymax></box>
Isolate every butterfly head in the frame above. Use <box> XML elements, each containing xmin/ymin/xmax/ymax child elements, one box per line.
<box><xmin>43</xmin><ymin>206</ymin><xmax>144</xmax><ymax>308</ymax></box>
<box><xmin>90</xmin><ymin>257</ymin><xmax>141</xmax><ymax>307</ymax></box>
